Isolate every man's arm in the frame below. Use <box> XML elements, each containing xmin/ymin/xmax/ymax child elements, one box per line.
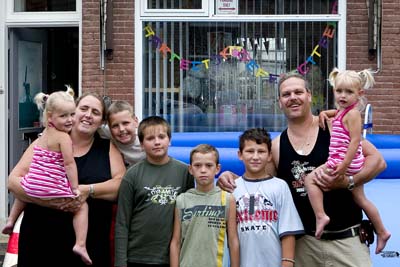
<box><xmin>217</xmin><ymin>171</ymin><xmax>239</xmax><ymax>193</ymax></box>
<box><xmin>315</xmin><ymin>139</ymin><xmax>386</xmax><ymax>190</ymax></box>
<box><xmin>354</xmin><ymin>139</ymin><xmax>386</xmax><ymax>186</ymax></box>
<box><xmin>271</xmin><ymin>136</ymin><xmax>280</xmax><ymax>171</ymax></box>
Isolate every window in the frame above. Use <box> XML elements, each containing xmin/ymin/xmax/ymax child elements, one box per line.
<box><xmin>11</xmin><ymin>27</ymin><xmax>79</xmax><ymax>129</ymax></box>
<box><xmin>238</xmin><ymin>0</ymin><xmax>334</xmax><ymax>15</ymax></box>
<box><xmin>14</xmin><ymin>0</ymin><xmax>76</xmax><ymax>12</ymax></box>
<box><xmin>138</xmin><ymin>0</ymin><xmax>342</xmax><ymax>132</ymax></box>
<box><xmin>147</xmin><ymin>0</ymin><xmax>202</xmax><ymax>9</ymax></box>
<box><xmin>141</xmin><ymin>0</ymin><xmax>209</xmax><ymax>16</ymax></box>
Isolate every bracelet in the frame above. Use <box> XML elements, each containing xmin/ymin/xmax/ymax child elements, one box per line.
<box><xmin>89</xmin><ymin>184</ymin><xmax>95</xmax><ymax>198</ymax></box>
<box><xmin>282</xmin><ymin>258</ymin><xmax>295</xmax><ymax>264</ymax></box>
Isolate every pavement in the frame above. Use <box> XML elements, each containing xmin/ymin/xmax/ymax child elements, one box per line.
<box><xmin>0</xmin><ymin>235</ymin><xmax>9</xmax><ymax>266</ymax></box>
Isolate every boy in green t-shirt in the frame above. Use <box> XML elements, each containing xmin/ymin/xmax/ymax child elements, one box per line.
<box><xmin>115</xmin><ymin>116</ymin><xmax>194</xmax><ymax>267</ymax></box>
<box><xmin>170</xmin><ymin>144</ymin><xmax>239</xmax><ymax>267</ymax></box>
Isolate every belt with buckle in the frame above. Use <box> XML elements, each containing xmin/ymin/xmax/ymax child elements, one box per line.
<box><xmin>306</xmin><ymin>226</ymin><xmax>360</xmax><ymax>240</ymax></box>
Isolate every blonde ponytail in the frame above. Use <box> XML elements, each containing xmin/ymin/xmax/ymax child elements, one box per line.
<box><xmin>33</xmin><ymin>86</ymin><xmax>76</xmax><ymax>127</ymax></box>
<box><xmin>328</xmin><ymin>67</ymin><xmax>340</xmax><ymax>88</ymax></box>
<box><xmin>65</xmin><ymin>84</ymin><xmax>75</xmax><ymax>97</ymax></box>
<box><xmin>34</xmin><ymin>92</ymin><xmax>49</xmax><ymax>111</ymax></box>
<box><xmin>358</xmin><ymin>69</ymin><xmax>375</xmax><ymax>90</ymax></box>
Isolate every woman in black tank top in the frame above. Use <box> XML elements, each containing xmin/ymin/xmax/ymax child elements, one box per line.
<box><xmin>9</xmin><ymin>92</ymin><xmax>126</xmax><ymax>267</ymax></box>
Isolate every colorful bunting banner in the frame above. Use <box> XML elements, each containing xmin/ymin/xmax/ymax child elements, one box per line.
<box><xmin>144</xmin><ymin>1</ymin><xmax>338</xmax><ymax>82</ymax></box>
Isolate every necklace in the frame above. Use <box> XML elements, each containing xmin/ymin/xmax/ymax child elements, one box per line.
<box><xmin>289</xmin><ymin>116</ymin><xmax>315</xmax><ymax>156</ymax></box>
<box><xmin>242</xmin><ymin>177</ymin><xmax>263</xmax><ymax>215</ymax></box>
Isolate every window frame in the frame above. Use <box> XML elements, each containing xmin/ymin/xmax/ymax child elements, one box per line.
<box><xmin>140</xmin><ymin>0</ymin><xmax>210</xmax><ymax>17</ymax></box>
<box><xmin>135</xmin><ymin>1</ymin><xmax>347</xmax><ymax>121</ymax></box>
<box><xmin>5</xmin><ymin>0</ymin><xmax>82</xmax><ymax>90</ymax></box>
<box><xmin>6</xmin><ymin>0</ymin><xmax>81</xmax><ymax>26</ymax></box>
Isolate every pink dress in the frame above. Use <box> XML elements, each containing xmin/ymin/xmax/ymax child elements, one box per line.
<box><xmin>20</xmin><ymin>145</ymin><xmax>75</xmax><ymax>198</ymax></box>
<box><xmin>326</xmin><ymin>103</ymin><xmax>364</xmax><ymax>175</ymax></box>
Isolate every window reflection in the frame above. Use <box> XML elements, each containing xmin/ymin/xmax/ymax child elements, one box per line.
<box><xmin>147</xmin><ymin>0</ymin><xmax>202</xmax><ymax>9</ymax></box>
<box><xmin>238</xmin><ymin>0</ymin><xmax>335</xmax><ymax>15</ymax></box>
<box><xmin>18</xmin><ymin>41</ymin><xmax>41</xmax><ymax>128</ymax></box>
<box><xmin>14</xmin><ymin>0</ymin><xmax>75</xmax><ymax>12</ymax></box>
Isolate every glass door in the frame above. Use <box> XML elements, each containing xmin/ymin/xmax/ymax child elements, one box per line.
<box><xmin>9</xmin><ymin>28</ymin><xmax>48</xmax><ymax>171</ymax></box>
<box><xmin>8</xmin><ymin>27</ymin><xmax>78</xmax><ymax>171</ymax></box>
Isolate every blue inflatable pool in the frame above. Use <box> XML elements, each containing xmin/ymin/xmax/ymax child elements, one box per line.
<box><xmin>171</xmin><ymin>132</ymin><xmax>400</xmax><ymax>179</ymax></box>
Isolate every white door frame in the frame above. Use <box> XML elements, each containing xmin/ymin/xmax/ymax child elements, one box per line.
<box><xmin>0</xmin><ymin>0</ymin><xmax>7</xmax><ymax>231</ymax></box>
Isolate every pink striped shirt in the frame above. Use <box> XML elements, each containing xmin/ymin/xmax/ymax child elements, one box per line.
<box><xmin>326</xmin><ymin>103</ymin><xmax>364</xmax><ymax>175</ymax></box>
<box><xmin>21</xmin><ymin>145</ymin><xmax>75</xmax><ymax>198</ymax></box>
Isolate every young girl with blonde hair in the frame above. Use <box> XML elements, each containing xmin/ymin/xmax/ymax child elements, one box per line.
<box><xmin>306</xmin><ymin>68</ymin><xmax>391</xmax><ymax>254</ymax></box>
<box><xmin>2</xmin><ymin>87</ymin><xmax>92</xmax><ymax>265</ymax></box>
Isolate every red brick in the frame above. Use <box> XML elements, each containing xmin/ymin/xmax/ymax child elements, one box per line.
<box><xmin>347</xmin><ymin>0</ymin><xmax>400</xmax><ymax>133</ymax></box>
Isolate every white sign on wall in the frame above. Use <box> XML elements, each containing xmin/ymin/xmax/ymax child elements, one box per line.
<box><xmin>216</xmin><ymin>0</ymin><xmax>238</xmax><ymax>15</ymax></box>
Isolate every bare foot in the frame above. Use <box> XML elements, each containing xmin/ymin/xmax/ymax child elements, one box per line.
<box><xmin>315</xmin><ymin>214</ymin><xmax>330</xmax><ymax>239</ymax></box>
<box><xmin>375</xmin><ymin>231</ymin><xmax>391</xmax><ymax>254</ymax></box>
<box><xmin>73</xmin><ymin>244</ymin><xmax>92</xmax><ymax>265</ymax></box>
<box><xmin>1</xmin><ymin>222</ymin><xmax>15</xmax><ymax>235</ymax></box>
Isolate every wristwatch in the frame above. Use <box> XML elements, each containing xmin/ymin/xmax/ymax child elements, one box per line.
<box><xmin>347</xmin><ymin>175</ymin><xmax>355</xmax><ymax>191</ymax></box>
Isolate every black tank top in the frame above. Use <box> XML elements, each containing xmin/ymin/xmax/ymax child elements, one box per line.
<box><xmin>76</xmin><ymin>132</ymin><xmax>111</xmax><ymax>185</ymax></box>
<box><xmin>277</xmin><ymin>127</ymin><xmax>362</xmax><ymax>233</ymax></box>
<box><xmin>75</xmin><ymin>133</ymin><xmax>113</xmax><ymax>267</ymax></box>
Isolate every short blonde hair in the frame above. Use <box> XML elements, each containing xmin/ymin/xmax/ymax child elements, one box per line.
<box><xmin>106</xmin><ymin>100</ymin><xmax>134</xmax><ymax>124</ymax></box>
<box><xmin>190</xmin><ymin>144</ymin><xmax>220</xmax><ymax>165</ymax></box>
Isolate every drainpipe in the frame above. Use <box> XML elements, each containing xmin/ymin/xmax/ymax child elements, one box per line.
<box><xmin>367</xmin><ymin>0</ymin><xmax>382</xmax><ymax>74</ymax></box>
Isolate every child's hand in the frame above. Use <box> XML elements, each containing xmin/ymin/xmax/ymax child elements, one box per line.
<box><xmin>332</xmin><ymin>163</ymin><xmax>347</xmax><ymax>176</ymax></box>
<box><xmin>318</xmin><ymin>111</ymin><xmax>330</xmax><ymax>130</ymax></box>
<box><xmin>73</xmin><ymin>188</ymin><xmax>81</xmax><ymax>198</ymax></box>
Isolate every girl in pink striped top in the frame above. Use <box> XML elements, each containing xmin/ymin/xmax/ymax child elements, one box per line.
<box><xmin>305</xmin><ymin>68</ymin><xmax>390</xmax><ymax>254</ymax></box>
<box><xmin>3</xmin><ymin>87</ymin><xmax>92</xmax><ymax>265</ymax></box>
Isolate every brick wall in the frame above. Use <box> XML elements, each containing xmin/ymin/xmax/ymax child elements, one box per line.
<box><xmin>82</xmin><ymin>0</ymin><xmax>135</xmax><ymax>106</ymax></box>
<box><xmin>347</xmin><ymin>0</ymin><xmax>400</xmax><ymax>134</ymax></box>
